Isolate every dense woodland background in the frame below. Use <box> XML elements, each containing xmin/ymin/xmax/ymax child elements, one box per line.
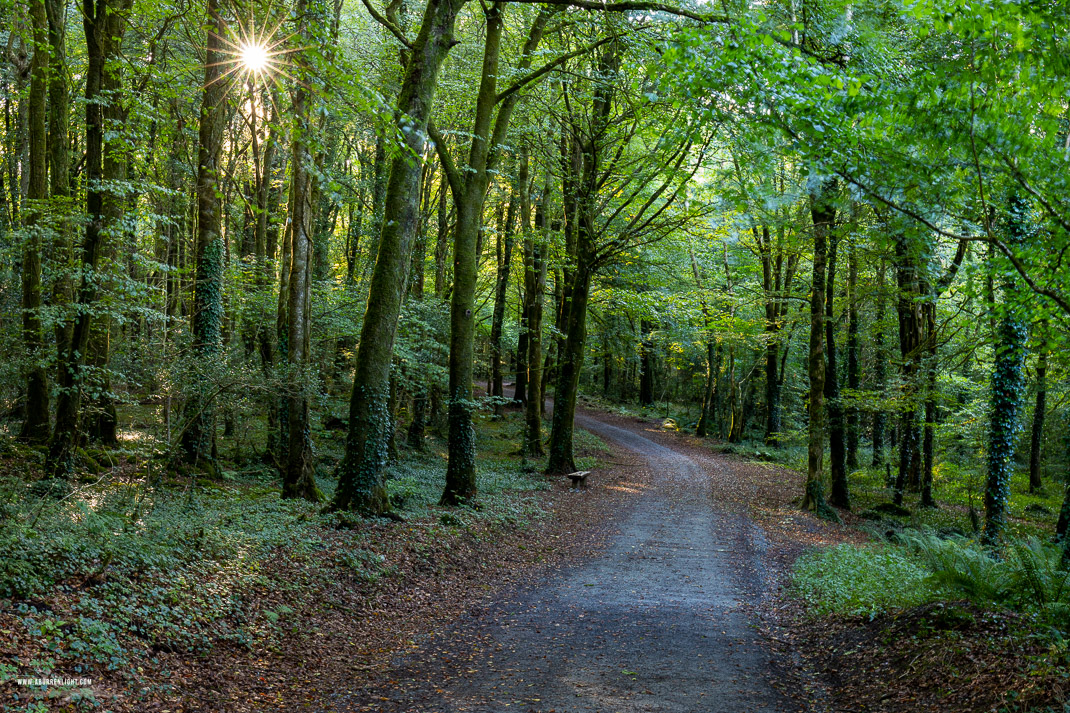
<box><xmin>1</xmin><ymin>0</ymin><xmax>1070</xmax><ymax>707</ymax></box>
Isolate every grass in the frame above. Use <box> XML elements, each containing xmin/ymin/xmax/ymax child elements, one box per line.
<box><xmin>793</xmin><ymin>543</ymin><xmax>941</xmax><ymax>617</ymax></box>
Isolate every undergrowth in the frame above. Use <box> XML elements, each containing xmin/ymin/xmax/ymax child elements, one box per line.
<box><xmin>0</xmin><ymin>409</ymin><xmax>606</xmax><ymax>709</ymax></box>
<box><xmin>794</xmin><ymin>531</ymin><xmax>1070</xmax><ymax>632</ymax></box>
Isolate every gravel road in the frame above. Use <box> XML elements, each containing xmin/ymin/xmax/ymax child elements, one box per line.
<box><xmin>346</xmin><ymin>411</ymin><xmax>796</xmax><ymax>713</ymax></box>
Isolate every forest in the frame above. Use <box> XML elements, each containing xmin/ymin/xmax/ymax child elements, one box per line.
<box><xmin>0</xmin><ymin>0</ymin><xmax>1068</xmax><ymax>710</ymax></box>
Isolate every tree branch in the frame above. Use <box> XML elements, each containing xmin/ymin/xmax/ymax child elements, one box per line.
<box><xmin>500</xmin><ymin>0</ymin><xmax>728</xmax><ymax>23</ymax></box>
<box><xmin>359</xmin><ymin>0</ymin><xmax>413</xmax><ymax>49</ymax></box>
<box><xmin>495</xmin><ymin>36</ymin><xmax>614</xmax><ymax>105</ymax></box>
<box><xmin>427</xmin><ymin>120</ymin><xmax>463</xmax><ymax>199</ymax></box>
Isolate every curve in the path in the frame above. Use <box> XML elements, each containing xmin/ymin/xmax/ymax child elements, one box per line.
<box><xmin>350</xmin><ymin>413</ymin><xmax>795</xmax><ymax>713</ymax></box>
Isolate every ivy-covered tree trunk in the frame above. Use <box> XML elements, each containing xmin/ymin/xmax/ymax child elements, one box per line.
<box><xmin>983</xmin><ymin>196</ymin><xmax>1030</xmax><ymax>546</ymax></box>
<box><xmin>802</xmin><ymin>186</ymin><xmax>834</xmax><ymax>514</ymax></box>
<box><xmin>1029</xmin><ymin>342</ymin><xmax>1047</xmax><ymax>494</ymax></box>
<box><xmin>46</xmin><ymin>0</ymin><xmax>132</xmax><ymax>477</ymax></box>
<box><xmin>826</xmin><ymin>230</ymin><xmax>849</xmax><ymax>510</ymax></box>
<box><xmin>332</xmin><ymin>0</ymin><xmax>464</xmax><ymax>514</ymax></box>
<box><xmin>19</xmin><ymin>0</ymin><xmax>50</xmax><ymax>445</ymax></box>
<box><xmin>178</xmin><ymin>0</ymin><xmax>228</xmax><ymax>475</ymax></box>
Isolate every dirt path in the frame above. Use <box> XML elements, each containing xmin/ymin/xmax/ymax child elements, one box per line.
<box><xmin>339</xmin><ymin>411</ymin><xmax>799</xmax><ymax>713</ymax></box>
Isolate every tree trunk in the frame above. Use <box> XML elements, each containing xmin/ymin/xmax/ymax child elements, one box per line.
<box><xmin>983</xmin><ymin>196</ymin><xmax>1029</xmax><ymax>545</ymax></box>
<box><xmin>871</xmin><ymin>259</ymin><xmax>888</xmax><ymax>466</ymax></box>
<box><xmin>47</xmin><ymin>0</ymin><xmax>73</xmax><ymax>426</ymax></box>
<box><xmin>893</xmin><ymin>235</ymin><xmax>923</xmax><ymax>507</ymax></box>
<box><xmin>440</xmin><ymin>4</ymin><xmax>551</xmax><ymax>505</ymax></box>
<box><xmin>282</xmin><ymin>5</ymin><xmax>324</xmax><ymax>502</ymax></box>
<box><xmin>46</xmin><ymin>0</ymin><xmax>132</xmax><ymax>475</ymax></box>
<box><xmin>802</xmin><ymin>185</ymin><xmax>834</xmax><ymax>514</ymax></box>
<box><xmin>333</xmin><ymin>0</ymin><xmax>463</xmax><ymax>513</ymax></box>
<box><xmin>19</xmin><ymin>0</ymin><xmax>50</xmax><ymax>444</ymax></box>
<box><xmin>524</xmin><ymin>175</ymin><xmax>546</xmax><ymax>456</ymax></box>
<box><xmin>696</xmin><ymin>342</ymin><xmax>719</xmax><ymax>438</ymax></box>
<box><xmin>846</xmin><ymin>239</ymin><xmax>860</xmax><ymax>470</ymax></box>
<box><xmin>1029</xmin><ymin>343</ymin><xmax>1047</xmax><ymax>494</ymax></box>
<box><xmin>177</xmin><ymin>0</ymin><xmax>228</xmax><ymax>474</ymax></box>
<box><xmin>639</xmin><ymin>320</ymin><xmax>655</xmax><ymax>407</ymax></box>
<box><xmin>490</xmin><ymin>181</ymin><xmax>518</xmax><ymax>415</ymax></box>
<box><xmin>546</xmin><ymin>267</ymin><xmax>592</xmax><ymax>474</ymax></box>
<box><xmin>826</xmin><ymin>231</ymin><xmax>849</xmax><ymax>510</ymax></box>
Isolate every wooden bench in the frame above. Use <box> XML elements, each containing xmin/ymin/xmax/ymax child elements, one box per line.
<box><xmin>567</xmin><ymin>471</ymin><xmax>590</xmax><ymax>490</ymax></box>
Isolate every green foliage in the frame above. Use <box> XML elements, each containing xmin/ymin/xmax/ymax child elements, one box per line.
<box><xmin>902</xmin><ymin>532</ymin><xmax>1070</xmax><ymax>627</ymax></box>
<box><xmin>793</xmin><ymin>543</ymin><xmax>938</xmax><ymax>617</ymax></box>
<box><xmin>795</xmin><ymin>533</ymin><xmax>1070</xmax><ymax>630</ymax></box>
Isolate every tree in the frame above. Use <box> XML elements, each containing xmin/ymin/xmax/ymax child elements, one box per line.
<box><xmin>19</xmin><ymin>0</ymin><xmax>49</xmax><ymax>444</ymax></box>
<box><xmin>178</xmin><ymin>0</ymin><xmax>230</xmax><ymax>475</ymax></box>
<box><xmin>801</xmin><ymin>180</ymin><xmax>835</xmax><ymax>517</ymax></box>
<box><xmin>282</xmin><ymin>0</ymin><xmax>327</xmax><ymax>502</ymax></box>
<box><xmin>982</xmin><ymin>195</ymin><xmax>1030</xmax><ymax>546</ymax></box>
<box><xmin>47</xmin><ymin>0</ymin><xmax>134</xmax><ymax>476</ymax></box>
<box><xmin>333</xmin><ymin>0</ymin><xmax>465</xmax><ymax>514</ymax></box>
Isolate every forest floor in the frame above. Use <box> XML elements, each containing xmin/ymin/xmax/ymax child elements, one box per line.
<box><xmin>4</xmin><ymin>404</ymin><xmax>1067</xmax><ymax>712</ymax></box>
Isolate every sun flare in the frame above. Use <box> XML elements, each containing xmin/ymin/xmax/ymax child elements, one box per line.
<box><xmin>240</xmin><ymin>42</ymin><xmax>270</xmax><ymax>73</ymax></box>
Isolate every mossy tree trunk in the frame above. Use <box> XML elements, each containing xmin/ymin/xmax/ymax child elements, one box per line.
<box><xmin>19</xmin><ymin>0</ymin><xmax>50</xmax><ymax>445</ymax></box>
<box><xmin>178</xmin><ymin>0</ymin><xmax>228</xmax><ymax>474</ymax></box>
<box><xmin>437</xmin><ymin>4</ymin><xmax>552</xmax><ymax>506</ymax></box>
<box><xmin>332</xmin><ymin>0</ymin><xmax>465</xmax><ymax>513</ymax></box>
<box><xmin>46</xmin><ymin>0</ymin><xmax>132</xmax><ymax>476</ymax></box>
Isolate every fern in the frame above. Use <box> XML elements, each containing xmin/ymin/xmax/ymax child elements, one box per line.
<box><xmin>900</xmin><ymin>531</ymin><xmax>1070</xmax><ymax>627</ymax></box>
